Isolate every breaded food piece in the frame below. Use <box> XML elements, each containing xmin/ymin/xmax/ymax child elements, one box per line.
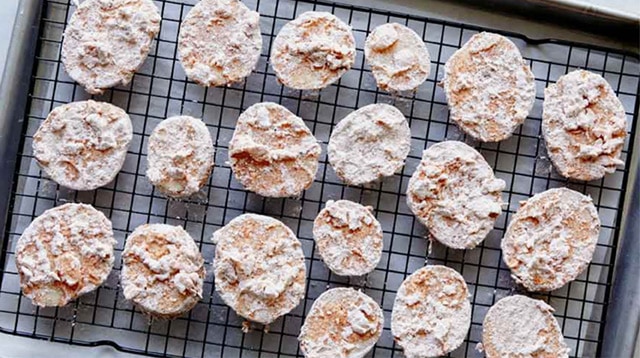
<box><xmin>178</xmin><ymin>0</ymin><xmax>262</xmax><ymax>87</ymax></box>
<box><xmin>313</xmin><ymin>200</ymin><xmax>383</xmax><ymax>276</ymax></box>
<box><xmin>364</xmin><ymin>23</ymin><xmax>431</xmax><ymax>92</ymax></box>
<box><xmin>327</xmin><ymin>103</ymin><xmax>410</xmax><ymax>185</ymax></box>
<box><xmin>146</xmin><ymin>116</ymin><xmax>214</xmax><ymax>198</ymax></box>
<box><xmin>33</xmin><ymin>100</ymin><xmax>133</xmax><ymax>191</ymax></box>
<box><xmin>543</xmin><ymin>70</ymin><xmax>627</xmax><ymax>181</ymax></box>
<box><xmin>391</xmin><ymin>265</ymin><xmax>471</xmax><ymax>357</ymax></box>
<box><xmin>299</xmin><ymin>288</ymin><xmax>383</xmax><ymax>358</ymax></box>
<box><xmin>480</xmin><ymin>295</ymin><xmax>569</xmax><ymax>358</ymax></box>
<box><xmin>270</xmin><ymin>11</ymin><xmax>356</xmax><ymax>90</ymax></box>
<box><xmin>442</xmin><ymin>32</ymin><xmax>535</xmax><ymax>142</ymax></box>
<box><xmin>501</xmin><ymin>188</ymin><xmax>600</xmax><ymax>292</ymax></box>
<box><xmin>228</xmin><ymin>102</ymin><xmax>321</xmax><ymax>197</ymax></box>
<box><xmin>61</xmin><ymin>0</ymin><xmax>161</xmax><ymax>94</ymax></box>
<box><xmin>406</xmin><ymin>141</ymin><xmax>505</xmax><ymax>249</ymax></box>
<box><xmin>212</xmin><ymin>214</ymin><xmax>306</xmax><ymax>324</ymax></box>
<box><xmin>15</xmin><ymin>203</ymin><xmax>116</xmax><ymax>307</ymax></box>
<box><xmin>121</xmin><ymin>224</ymin><xmax>205</xmax><ymax>318</ymax></box>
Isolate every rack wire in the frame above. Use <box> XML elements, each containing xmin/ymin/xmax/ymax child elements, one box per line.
<box><xmin>0</xmin><ymin>0</ymin><xmax>638</xmax><ymax>357</ymax></box>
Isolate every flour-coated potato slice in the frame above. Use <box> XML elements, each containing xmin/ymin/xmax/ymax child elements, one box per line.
<box><xmin>212</xmin><ymin>214</ymin><xmax>306</xmax><ymax>324</ymax></box>
<box><xmin>442</xmin><ymin>32</ymin><xmax>535</xmax><ymax>142</ymax></box>
<box><xmin>501</xmin><ymin>187</ymin><xmax>600</xmax><ymax>292</ymax></box>
<box><xmin>16</xmin><ymin>203</ymin><xmax>116</xmax><ymax>307</ymax></box>
<box><xmin>480</xmin><ymin>295</ymin><xmax>569</xmax><ymax>358</ymax></box>
<box><xmin>121</xmin><ymin>223</ymin><xmax>205</xmax><ymax>318</ymax></box>
<box><xmin>542</xmin><ymin>70</ymin><xmax>627</xmax><ymax>181</ymax></box>
<box><xmin>313</xmin><ymin>200</ymin><xmax>383</xmax><ymax>276</ymax></box>
<box><xmin>270</xmin><ymin>11</ymin><xmax>356</xmax><ymax>90</ymax></box>
<box><xmin>33</xmin><ymin>100</ymin><xmax>133</xmax><ymax>191</ymax></box>
<box><xmin>364</xmin><ymin>23</ymin><xmax>431</xmax><ymax>92</ymax></box>
<box><xmin>228</xmin><ymin>102</ymin><xmax>321</xmax><ymax>197</ymax></box>
<box><xmin>328</xmin><ymin>103</ymin><xmax>410</xmax><ymax>185</ymax></box>
<box><xmin>391</xmin><ymin>265</ymin><xmax>471</xmax><ymax>358</ymax></box>
<box><xmin>299</xmin><ymin>288</ymin><xmax>383</xmax><ymax>358</ymax></box>
<box><xmin>146</xmin><ymin>116</ymin><xmax>214</xmax><ymax>198</ymax></box>
<box><xmin>62</xmin><ymin>0</ymin><xmax>161</xmax><ymax>94</ymax></box>
<box><xmin>406</xmin><ymin>141</ymin><xmax>505</xmax><ymax>249</ymax></box>
<box><xmin>178</xmin><ymin>0</ymin><xmax>262</xmax><ymax>87</ymax></box>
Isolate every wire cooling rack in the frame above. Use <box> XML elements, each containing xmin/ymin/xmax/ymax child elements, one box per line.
<box><xmin>0</xmin><ymin>0</ymin><xmax>638</xmax><ymax>357</ymax></box>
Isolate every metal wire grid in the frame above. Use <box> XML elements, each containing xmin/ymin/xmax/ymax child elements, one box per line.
<box><xmin>0</xmin><ymin>0</ymin><xmax>638</xmax><ymax>357</ymax></box>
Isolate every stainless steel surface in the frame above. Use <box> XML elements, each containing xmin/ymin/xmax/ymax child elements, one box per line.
<box><xmin>340</xmin><ymin>0</ymin><xmax>639</xmax><ymax>53</ymax></box>
<box><xmin>601</xmin><ymin>104</ymin><xmax>640</xmax><ymax>358</ymax></box>
<box><xmin>0</xmin><ymin>0</ymin><xmax>42</xmax><ymax>262</ymax></box>
<box><xmin>537</xmin><ymin>0</ymin><xmax>639</xmax><ymax>21</ymax></box>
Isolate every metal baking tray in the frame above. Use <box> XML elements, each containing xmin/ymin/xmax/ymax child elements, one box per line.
<box><xmin>0</xmin><ymin>0</ymin><xmax>638</xmax><ymax>357</ymax></box>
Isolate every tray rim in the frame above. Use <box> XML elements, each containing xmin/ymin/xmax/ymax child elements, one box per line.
<box><xmin>0</xmin><ymin>0</ymin><xmax>638</xmax><ymax>357</ymax></box>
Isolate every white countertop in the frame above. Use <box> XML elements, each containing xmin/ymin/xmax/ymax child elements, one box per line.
<box><xmin>0</xmin><ymin>1</ymin><xmax>18</xmax><ymax>76</ymax></box>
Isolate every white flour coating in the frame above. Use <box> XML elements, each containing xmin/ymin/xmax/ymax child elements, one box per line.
<box><xmin>312</xmin><ymin>200</ymin><xmax>383</xmax><ymax>276</ymax></box>
<box><xmin>391</xmin><ymin>265</ymin><xmax>471</xmax><ymax>358</ymax></box>
<box><xmin>228</xmin><ymin>102</ymin><xmax>321</xmax><ymax>197</ymax></box>
<box><xmin>501</xmin><ymin>188</ymin><xmax>600</xmax><ymax>292</ymax></box>
<box><xmin>121</xmin><ymin>224</ymin><xmax>205</xmax><ymax>318</ymax></box>
<box><xmin>15</xmin><ymin>204</ymin><xmax>116</xmax><ymax>307</ymax></box>
<box><xmin>542</xmin><ymin>70</ymin><xmax>627</xmax><ymax>181</ymax></box>
<box><xmin>33</xmin><ymin>100</ymin><xmax>133</xmax><ymax>191</ymax></box>
<box><xmin>270</xmin><ymin>11</ymin><xmax>356</xmax><ymax>90</ymax></box>
<box><xmin>364</xmin><ymin>23</ymin><xmax>431</xmax><ymax>92</ymax></box>
<box><xmin>480</xmin><ymin>295</ymin><xmax>569</xmax><ymax>358</ymax></box>
<box><xmin>442</xmin><ymin>32</ymin><xmax>535</xmax><ymax>142</ymax></box>
<box><xmin>61</xmin><ymin>0</ymin><xmax>161</xmax><ymax>94</ymax></box>
<box><xmin>146</xmin><ymin>116</ymin><xmax>214</xmax><ymax>198</ymax></box>
<box><xmin>178</xmin><ymin>0</ymin><xmax>262</xmax><ymax>87</ymax></box>
<box><xmin>299</xmin><ymin>288</ymin><xmax>383</xmax><ymax>358</ymax></box>
<box><xmin>328</xmin><ymin>104</ymin><xmax>411</xmax><ymax>185</ymax></box>
<box><xmin>406</xmin><ymin>141</ymin><xmax>505</xmax><ymax>249</ymax></box>
<box><xmin>212</xmin><ymin>214</ymin><xmax>306</xmax><ymax>324</ymax></box>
